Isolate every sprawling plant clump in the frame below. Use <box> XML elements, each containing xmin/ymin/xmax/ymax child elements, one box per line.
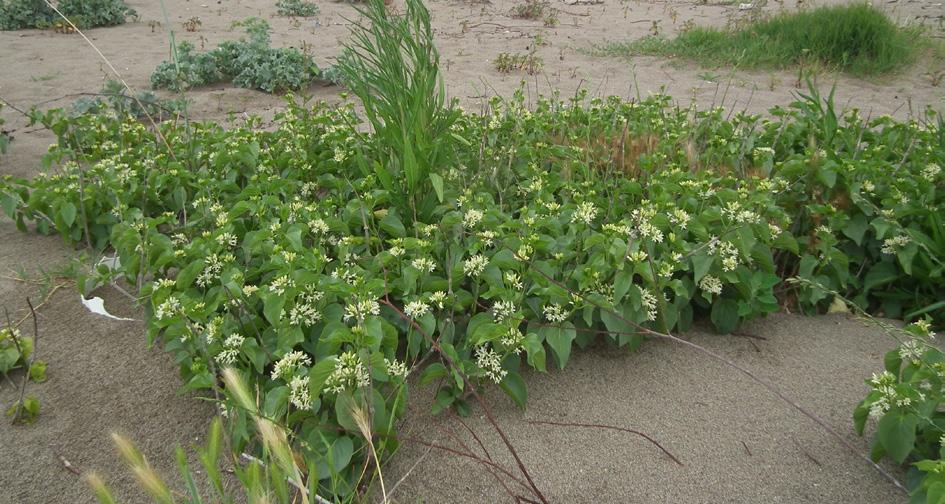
<box><xmin>0</xmin><ymin>0</ymin><xmax>136</xmax><ymax>30</ymax></box>
<box><xmin>3</xmin><ymin>85</ymin><xmax>943</xmax><ymax>497</ymax></box>
<box><xmin>2</xmin><ymin>0</ymin><xmax>944</xmax><ymax>500</ymax></box>
<box><xmin>151</xmin><ymin>18</ymin><xmax>319</xmax><ymax>93</ymax></box>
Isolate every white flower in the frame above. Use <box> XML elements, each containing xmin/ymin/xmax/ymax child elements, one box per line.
<box><xmin>385</xmin><ymin>358</ymin><xmax>409</xmax><ymax>379</ymax></box>
<box><xmin>639</xmin><ymin>286</ymin><xmax>658</xmax><ymax>322</ymax></box>
<box><xmin>309</xmin><ymin>218</ymin><xmax>329</xmax><ymax>235</ymax></box>
<box><xmin>923</xmin><ymin>163</ymin><xmax>941</xmax><ymax>181</ymax></box>
<box><xmin>504</xmin><ymin>272</ymin><xmax>523</xmax><ymax>291</ymax></box>
<box><xmin>389</xmin><ymin>246</ymin><xmax>405</xmax><ymax>257</ymax></box>
<box><xmin>325</xmin><ymin>351</ymin><xmax>371</xmax><ymax>394</ymax></box>
<box><xmin>463</xmin><ymin>209</ymin><xmax>484</xmax><ymax>228</ymax></box>
<box><xmin>289</xmin><ymin>376</ymin><xmax>312</xmax><ymax>409</ymax></box>
<box><xmin>698</xmin><ymin>275</ymin><xmax>723</xmax><ymax>296</ymax></box>
<box><xmin>271</xmin><ymin>351</ymin><xmax>313</xmax><ymax>380</ymax></box>
<box><xmin>343</xmin><ymin>297</ymin><xmax>381</xmax><ymax>324</ymax></box>
<box><xmin>669</xmin><ymin>209</ymin><xmax>691</xmax><ymax>230</ymax></box>
<box><xmin>269</xmin><ymin>275</ymin><xmax>295</xmax><ymax>295</ymax></box>
<box><xmin>492</xmin><ymin>300</ymin><xmax>518</xmax><ymax>323</ymax></box>
<box><xmin>571</xmin><ymin>201</ymin><xmax>598</xmax><ymax>225</ymax></box>
<box><xmin>404</xmin><ymin>299</ymin><xmax>430</xmax><ymax>319</ymax></box>
<box><xmin>910</xmin><ymin>319</ymin><xmax>936</xmax><ymax>339</ymax></box>
<box><xmin>899</xmin><ymin>340</ymin><xmax>924</xmax><ymax>363</ymax></box>
<box><xmin>430</xmin><ymin>291</ymin><xmax>447</xmax><ymax>309</ymax></box>
<box><xmin>543</xmin><ymin>303</ymin><xmax>568</xmax><ymax>323</ymax></box>
<box><xmin>463</xmin><ymin>254</ymin><xmax>489</xmax><ymax>277</ymax></box>
<box><xmin>155</xmin><ymin>296</ymin><xmax>181</xmax><ymax>320</ymax></box>
<box><xmin>224</xmin><ymin>333</ymin><xmax>245</xmax><ymax>348</ymax></box>
<box><xmin>475</xmin><ymin>345</ymin><xmax>507</xmax><ymax>384</ymax></box>
<box><xmin>500</xmin><ymin>327</ymin><xmax>524</xmax><ymax>354</ymax></box>
<box><xmin>216</xmin><ymin>348</ymin><xmax>240</xmax><ymax>365</ymax></box>
<box><xmin>881</xmin><ymin>234</ymin><xmax>910</xmax><ymax>255</ymax></box>
<box><xmin>411</xmin><ymin>257</ymin><xmax>436</xmax><ymax>273</ymax></box>
<box><xmin>289</xmin><ymin>302</ymin><xmax>322</xmax><ymax>326</ymax></box>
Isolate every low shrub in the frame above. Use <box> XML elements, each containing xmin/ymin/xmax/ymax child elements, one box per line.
<box><xmin>276</xmin><ymin>0</ymin><xmax>319</xmax><ymax>17</ymax></box>
<box><xmin>598</xmin><ymin>3</ymin><xmax>926</xmax><ymax>76</ymax></box>
<box><xmin>0</xmin><ymin>0</ymin><xmax>136</xmax><ymax>30</ymax></box>
<box><xmin>3</xmin><ymin>79</ymin><xmax>943</xmax><ymax>496</ymax></box>
<box><xmin>150</xmin><ymin>18</ymin><xmax>319</xmax><ymax>93</ymax></box>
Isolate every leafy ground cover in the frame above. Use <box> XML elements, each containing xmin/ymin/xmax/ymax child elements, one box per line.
<box><xmin>150</xmin><ymin>18</ymin><xmax>319</xmax><ymax>93</ymax></box>
<box><xmin>0</xmin><ymin>0</ymin><xmax>136</xmax><ymax>30</ymax></box>
<box><xmin>1</xmin><ymin>0</ymin><xmax>944</xmax><ymax>501</ymax></box>
<box><xmin>597</xmin><ymin>3</ymin><xmax>939</xmax><ymax>76</ymax></box>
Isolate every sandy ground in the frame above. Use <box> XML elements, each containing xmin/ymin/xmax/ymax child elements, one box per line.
<box><xmin>383</xmin><ymin>314</ymin><xmax>904</xmax><ymax>503</ymax></box>
<box><xmin>0</xmin><ymin>0</ymin><xmax>940</xmax><ymax>502</ymax></box>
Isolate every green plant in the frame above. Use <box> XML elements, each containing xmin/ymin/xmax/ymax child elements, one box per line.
<box><xmin>0</xmin><ymin>0</ymin><xmax>136</xmax><ymax>30</ymax></box>
<box><xmin>71</xmin><ymin>80</ymin><xmax>188</xmax><ymax>121</ymax></box>
<box><xmin>56</xmin><ymin>0</ymin><xmax>136</xmax><ymax>28</ymax></box>
<box><xmin>87</xmin><ymin>370</ymin><xmax>342</xmax><ymax>504</ymax></box>
<box><xmin>151</xmin><ymin>18</ymin><xmax>319</xmax><ymax>93</ymax></box>
<box><xmin>4</xmin><ymin>9</ymin><xmax>945</xmax><ymax>499</ymax></box>
<box><xmin>0</xmin><ymin>0</ymin><xmax>54</xmax><ymax>30</ymax></box>
<box><xmin>493</xmin><ymin>51</ymin><xmax>543</xmax><ymax>74</ymax></box>
<box><xmin>594</xmin><ymin>3</ymin><xmax>930</xmax><ymax>76</ymax></box>
<box><xmin>336</xmin><ymin>0</ymin><xmax>460</xmax><ymax>220</ymax></box>
<box><xmin>276</xmin><ymin>0</ymin><xmax>319</xmax><ymax>17</ymax></box>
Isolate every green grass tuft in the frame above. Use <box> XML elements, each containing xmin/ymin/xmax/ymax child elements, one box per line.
<box><xmin>597</xmin><ymin>3</ymin><xmax>930</xmax><ymax>76</ymax></box>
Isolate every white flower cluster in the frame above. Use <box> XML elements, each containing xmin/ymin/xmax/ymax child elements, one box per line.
<box><xmin>709</xmin><ymin>238</ymin><xmax>740</xmax><ymax>272</ymax></box>
<box><xmin>571</xmin><ymin>201</ymin><xmax>599</xmax><ymax>225</ymax></box>
<box><xmin>668</xmin><ymin>209</ymin><xmax>691</xmax><ymax>230</ymax></box>
<box><xmin>698</xmin><ymin>275</ymin><xmax>723</xmax><ymax>296</ymax></box>
<box><xmin>404</xmin><ymin>299</ymin><xmax>430</xmax><ymax>319</ymax></box>
<box><xmin>463</xmin><ymin>209</ymin><xmax>484</xmax><ymax>228</ymax></box>
<box><xmin>500</xmin><ymin>327</ymin><xmax>525</xmax><ymax>354</ymax></box>
<box><xmin>155</xmin><ymin>296</ymin><xmax>181</xmax><ymax>320</ymax></box>
<box><xmin>197</xmin><ymin>253</ymin><xmax>228</xmax><ymax>288</ymax></box>
<box><xmin>881</xmin><ymin>234</ymin><xmax>910</xmax><ymax>255</ymax></box>
<box><xmin>343</xmin><ymin>297</ymin><xmax>381</xmax><ymax>324</ymax></box>
<box><xmin>269</xmin><ymin>275</ymin><xmax>295</xmax><ymax>295</ymax></box>
<box><xmin>289</xmin><ymin>289</ymin><xmax>323</xmax><ymax>327</ymax></box>
<box><xmin>475</xmin><ymin>345</ymin><xmax>507</xmax><ymax>383</ymax></box>
<box><xmin>325</xmin><ymin>351</ymin><xmax>371</xmax><ymax>394</ymax></box>
<box><xmin>543</xmin><ymin>303</ymin><xmax>568</xmax><ymax>323</ymax></box>
<box><xmin>430</xmin><ymin>291</ymin><xmax>447</xmax><ymax>309</ymax></box>
<box><xmin>271</xmin><ymin>350</ymin><xmax>312</xmax><ymax>380</ymax></box>
<box><xmin>463</xmin><ymin>254</ymin><xmax>489</xmax><ymax>277</ymax></box>
<box><xmin>385</xmin><ymin>358</ymin><xmax>409</xmax><ymax>379</ymax></box>
<box><xmin>479</xmin><ymin>230</ymin><xmax>497</xmax><ymax>247</ymax></box>
<box><xmin>493</xmin><ymin>300</ymin><xmax>518</xmax><ymax>323</ymax></box>
<box><xmin>866</xmin><ymin>371</ymin><xmax>910</xmax><ymax>419</ymax></box>
<box><xmin>631</xmin><ymin>205</ymin><xmax>663</xmax><ymax>243</ymax></box>
<box><xmin>639</xmin><ymin>286</ymin><xmax>658</xmax><ymax>322</ymax></box>
<box><xmin>923</xmin><ymin>163</ymin><xmax>941</xmax><ymax>181</ymax></box>
<box><xmin>216</xmin><ymin>333</ymin><xmax>245</xmax><ymax>365</ymax></box>
<box><xmin>910</xmin><ymin>319</ymin><xmax>936</xmax><ymax>339</ymax></box>
<box><xmin>722</xmin><ymin>201</ymin><xmax>760</xmax><ymax>224</ymax></box>
<box><xmin>504</xmin><ymin>272</ymin><xmax>523</xmax><ymax>291</ymax></box>
<box><xmin>289</xmin><ymin>375</ymin><xmax>311</xmax><ymax>409</ymax></box>
<box><xmin>899</xmin><ymin>340</ymin><xmax>924</xmax><ymax>364</ymax></box>
<box><xmin>308</xmin><ymin>217</ymin><xmax>329</xmax><ymax>235</ymax></box>
<box><xmin>411</xmin><ymin>257</ymin><xmax>436</xmax><ymax>273</ymax></box>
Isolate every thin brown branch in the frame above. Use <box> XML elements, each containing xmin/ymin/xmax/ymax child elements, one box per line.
<box><xmin>526</xmin><ymin>419</ymin><xmax>683</xmax><ymax>466</ymax></box>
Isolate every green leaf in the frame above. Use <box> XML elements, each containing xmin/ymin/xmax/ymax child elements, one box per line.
<box><xmin>59</xmin><ymin>201</ymin><xmax>77</xmax><ymax>228</ymax></box>
<box><xmin>524</xmin><ymin>332</ymin><xmax>546</xmax><ymax>372</ymax></box>
<box><xmin>841</xmin><ymin>214</ymin><xmax>869</xmax><ymax>245</ymax></box>
<box><xmin>613</xmin><ymin>269</ymin><xmax>633</xmax><ymax>304</ymax></box>
<box><xmin>380</xmin><ymin>212</ymin><xmax>406</xmax><ymax>238</ymax></box>
<box><xmin>864</xmin><ymin>261</ymin><xmax>899</xmax><ymax>292</ymax></box>
<box><xmin>429</xmin><ymin>172</ymin><xmax>444</xmax><ymax>203</ymax></box>
<box><xmin>539</xmin><ymin>322</ymin><xmax>576</xmax><ymax>369</ymax></box>
<box><xmin>710</xmin><ymin>298</ymin><xmax>739</xmax><ymax>334</ymax></box>
<box><xmin>691</xmin><ymin>253</ymin><xmax>713</xmax><ymax>283</ymax></box>
<box><xmin>877</xmin><ymin>410</ymin><xmax>917</xmax><ymax>464</ymax></box>
<box><xmin>499</xmin><ymin>371</ymin><xmax>528</xmax><ymax>408</ymax></box>
<box><xmin>263</xmin><ymin>293</ymin><xmax>285</xmax><ymax>325</ymax></box>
